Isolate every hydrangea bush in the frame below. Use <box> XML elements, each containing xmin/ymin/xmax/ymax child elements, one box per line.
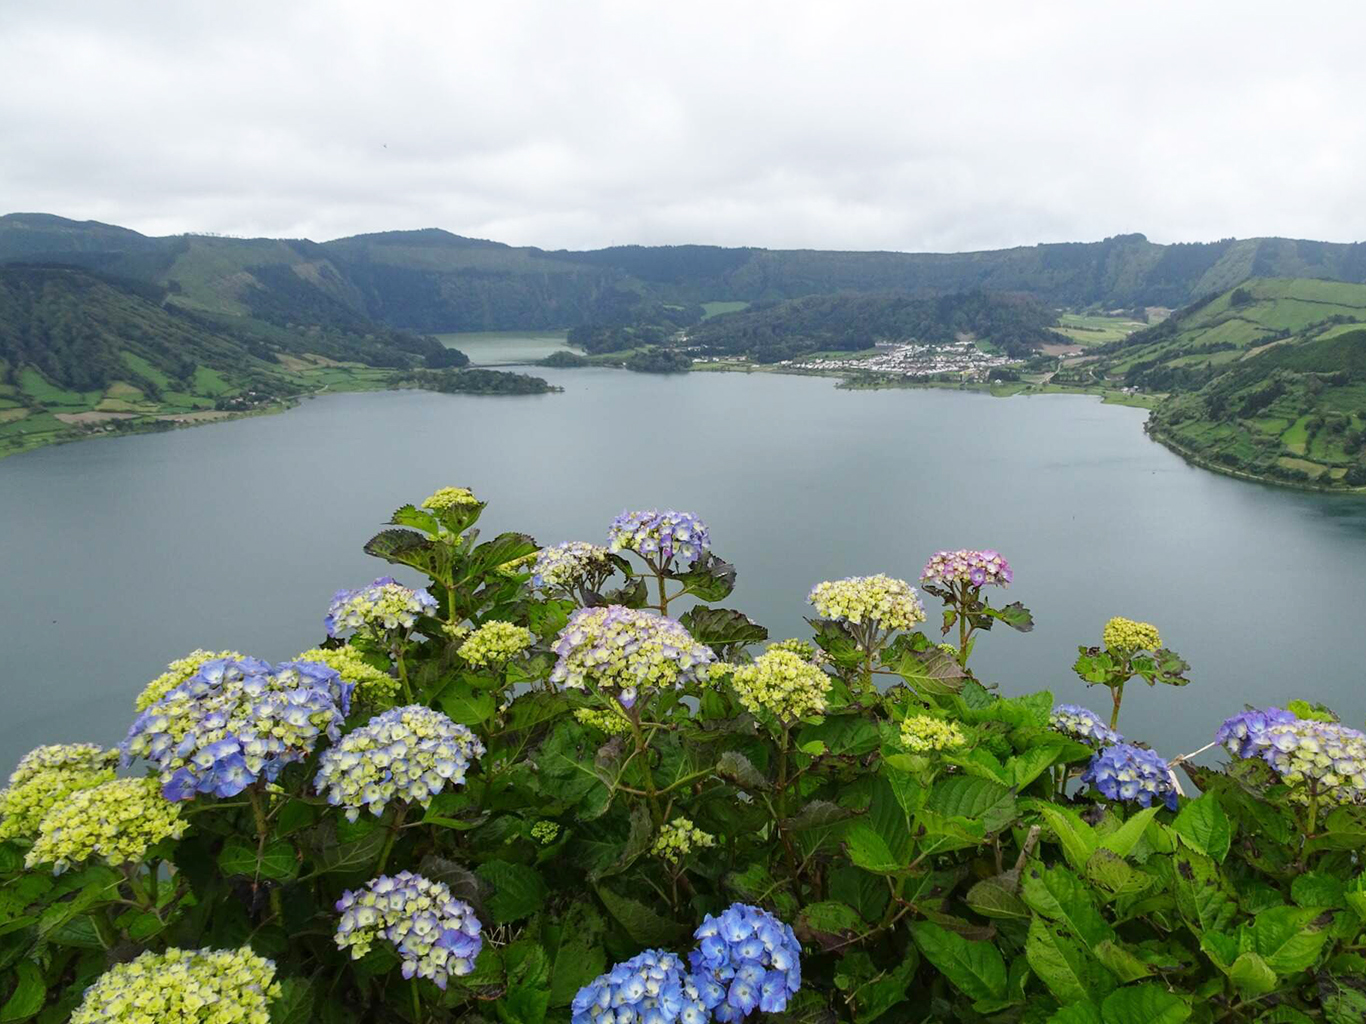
<box><xmin>2</xmin><ymin>489</ymin><xmax>1364</xmax><ymax>1024</ymax></box>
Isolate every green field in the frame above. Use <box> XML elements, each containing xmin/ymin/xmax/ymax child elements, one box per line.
<box><xmin>700</xmin><ymin>301</ymin><xmax>750</xmax><ymax>320</ymax></box>
<box><xmin>1055</xmin><ymin>312</ymin><xmax>1148</xmax><ymax>345</ymax></box>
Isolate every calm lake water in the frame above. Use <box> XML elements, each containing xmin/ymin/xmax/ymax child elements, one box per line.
<box><xmin>3</xmin><ymin>366</ymin><xmax>1366</xmax><ymax>771</ymax></box>
<box><xmin>435</xmin><ymin>330</ymin><xmax>575</xmax><ymax>366</ymax></box>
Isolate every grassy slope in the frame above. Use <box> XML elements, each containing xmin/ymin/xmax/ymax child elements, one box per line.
<box><xmin>1125</xmin><ymin>281</ymin><xmax>1366</xmax><ymax>488</ymax></box>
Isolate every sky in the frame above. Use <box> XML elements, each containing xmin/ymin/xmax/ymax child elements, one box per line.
<box><xmin>1</xmin><ymin>1</ymin><xmax>1364</xmax><ymax>253</ymax></box>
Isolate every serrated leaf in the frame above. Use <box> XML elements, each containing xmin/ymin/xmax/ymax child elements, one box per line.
<box><xmin>993</xmin><ymin>601</ymin><xmax>1034</xmax><ymax>632</ymax></box>
<box><xmin>1099</xmin><ymin>807</ymin><xmax>1160</xmax><ymax>858</ymax></box>
<box><xmin>966</xmin><ymin>878</ymin><xmax>1030</xmax><ymax>920</ymax></box>
<box><xmin>0</xmin><ymin>961</ymin><xmax>44</xmax><ymax>1022</ymax></box>
<box><xmin>1172</xmin><ymin>794</ymin><xmax>1231</xmax><ymax>862</ymax></box>
<box><xmin>797</xmin><ymin>901</ymin><xmax>867</xmax><ymax>946</ymax></box>
<box><xmin>363</xmin><ymin>528</ymin><xmax>439</xmax><ymax>575</ymax></box>
<box><xmin>677</xmin><ymin>607</ymin><xmax>768</xmax><ymax>651</ymax></box>
<box><xmin>926</xmin><ymin>776</ymin><xmax>1017</xmax><ymax>834</ymax></box>
<box><xmin>1228</xmin><ymin>952</ymin><xmax>1278</xmax><ymax>997</ymax></box>
<box><xmin>1029</xmin><ymin>803</ymin><xmax>1099</xmax><ymax>872</ymax></box>
<box><xmin>716</xmin><ymin>751</ymin><xmax>768</xmax><ymax>789</ymax></box>
<box><xmin>594</xmin><ymin>884</ymin><xmax>689</xmax><ymax>946</ymax></box>
<box><xmin>910</xmin><ymin>921</ymin><xmax>1007</xmax><ymax>1001</ymax></box>
<box><xmin>1099</xmin><ymin>983</ymin><xmax>1190</xmax><ymax>1024</ymax></box>
<box><xmin>1048</xmin><ymin>1003</ymin><xmax>1103</xmax><ymax>1024</ymax></box>
<box><xmin>475</xmin><ymin>861</ymin><xmax>546</xmax><ymax>924</ymax></box>
<box><xmin>672</xmin><ymin>554</ymin><xmax>736</xmax><ymax>602</ymax></box>
<box><xmin>1251</xmin><ymin>905</ymin><xmax>1330</xmax><ymax>975</ymax></box>
<box><xmin>270</xmin><ymin>977</ymin><xmax>318</xmax><ymax>1024</ymax></box>
<box><xmin>217</xmin><ymin>837</ymin><xmax>298</xmax><ymax>882</ymax></box>
<box><xmin>440</xmin><ymin>681</ymin><xmax>497</xmax><ymax>725</ymax></box>
<box><xmin>844</xmin><ymin>825</ymin><xmax>902</xmax><ymax>874</ymax></box>
<box><xmin>892</xmin><ymin>648</ymin><xmax>966</xmax><ymax>697</ymax></box>
<box><xmin>1026</xmin><ymin>917</ymin><xmax>1109</xmax><ymax>1004</ymax></box>
<box><xmin>1022</xmin><ymin>864</ymin><xmax>1114</xmax><ymax>948</ymax></box>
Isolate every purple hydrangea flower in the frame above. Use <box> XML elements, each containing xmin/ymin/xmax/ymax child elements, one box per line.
<box><xmin>920</xmin><ymin>549</ymin><xmax>1013</xmax><ymax>588</ymax></box>
<box><xmin>608</xmin><ymin>510</ymin><xmax>710</xmax><ymax>568</ymax></box>
<box><xmin>324</xmin><ymin>577</ymin><xmax>438</xmax><ymax>637</ymax></box>
<box><xmin>572</xmin><ymin>950</ymin><xmax>709</xmax><ymax>1024</ymax></box>
<box><xmin>1080</xmin><ymin>743</ymin><xmax>1180</xmax><ymax>811</ymax></box>
<box><xmin>1050</xmin><ymin>704</ymin><xmax>1123</xmax><ymax>747</ymax></box>
<box><xmin>1245</xmin><ymin>718</ymin><xmax>1366</xmax><ymax>807</ymax></box>
<box><xmin>334</xmin><ymin>871</ymin><xmax>482</xmax><ymax>989</ymax></box>
<box><xmin>688</xmin><ymin>903</ymin><xmax>802</xmax><ymax>1021</ymax></box>
<box><xmin>123</xmin><ymin>657</ymin><xmax>351</xmax><ymax>801</ymax></box>
<box><xmin>550</xmin><ymin>605</ymin><xmax>715</xmax><ymax>708</ymax></box>
<box><xmin>1215</xmin><ymin>707</ymin><xmax>1298</xmax><ymax>759</ymax></box>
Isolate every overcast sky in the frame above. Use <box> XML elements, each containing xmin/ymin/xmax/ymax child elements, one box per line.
<box><xmin>1</xmin><ymin>2</ymin><xmax>1363</xmax><ymax>253</ymax></box>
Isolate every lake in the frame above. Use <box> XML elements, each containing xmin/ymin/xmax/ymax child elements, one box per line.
<box><xmin>436</xmin><ymin>330</ymin><xmax>576</xmax><ymax>366</ymax></box>
<box><xmin>3</xmin><ymin>363</ymin><xmax>1366</xmax><ymax>771</ymax></box>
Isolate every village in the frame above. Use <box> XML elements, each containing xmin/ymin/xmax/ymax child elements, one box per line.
<box><xmin>780</xmin><ymin>338</ymin><xmax>1020</xmax><ymax>380</ymax></box>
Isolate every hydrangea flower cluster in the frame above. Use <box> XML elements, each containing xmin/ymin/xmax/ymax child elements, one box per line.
<box><xmin>1102</xmin><ymin>616</ymin><xmax>1161</xmax><ymax>653</ymax></box>
<box><xmin>294</xmin><ymin>646</ymin><xmax>399</xmax><ymax>706</ymax></box>
<box><xmin>767</xmin><ymin>638</ymin><xmax>820</xmax><ymax>662</ymax></box>
<box><xmin>136</xmin><ymin>649</ymin><xmax>245</xmax><ymax>711</ymax></box>
<box><xmin>531</xmin><ymin>820</ymin><xmax>561</xmax><ymax>844</ymax></box>
<box><xmin>1050</xmin><ymin>704</ymin><xmax>1124</xmax><ymax>747</ymax></box>
<box><xmin>807</xmin><ymin>575</ymin><xmax>925</xmax><ymax>632</ymax></box>
<box><xmin>572</xmin><ymin>949</ymin><xmax>709</xmax><ymax>1024</ymax></box>
<box><xmin>422</xmin><ymin>486</ymin><xmax>480</xmax><ymax>513</ymax></box>
<box><xmin>551</xmin><ymin>606</ymin><xmax>715</xmax><ymax>709</ymax></box>
<box><xmin>324</xmin><ymin>577</ymin><xmax>438</xmax><ymax>637</ymax></box>
<box><xmin>26</xmin><ymin>776</ymin><xmax>186</xmax><ymax>874</ymax></box>
<box><xmin>123</xmin><ymin>657</ymin><xmax>352</xmax><ymax>801</ymax></box>
<box><xmin>1215</xmin><ymin>707</ymin><xmax>1298</xmax><ymax>759</ymax></box>
<box><xmin>1080</xmin><ymin>743</ymin><xmax>1180</xmax><ymax>811</ymax></box>
<box><xmin>458</xmin><ymin>620</ymin><xmax>534</xmax><ymax>667</ymax></box>
<box><xmin>334</xmin><ymin>872</ymin><xmax>482</xmax><ymax>989</ymax></box>
<box><xmin>70</xmin><ymin>946</ymin><xmax>280</xmax><ymax>1024</ymax></box>
<box><xmin>532</xmin><ymin>541</ymin><xmax>615</xmax><ymax>591</ymax></box>
<box><xmin>1242</xmin><ymin>718</ymin><xmax>1366</xmax><ymax>806</ymax></box>
<box><xmin>315</xmin><ymin>705</ymin><xmax>484</xmax><ymax>822</ymax></box>
<box><xmin>899</xmin><ymin>714</ymin><xmax>968</xmax><ymax>753</ymax></box>
<box><xmin>690</xmin><ymin>903</ymin><xmax>803</xmax><ymax>1020</ymax></box>
<box><xmin>652</xmin><ymin>816</ymin><xmax>717</xmax><ymax>864</ymax></box>
<box><xmin>574</xmin><ymin>707</ymin><xmax>633</xmax><ymax>736</ymax></box>
<box><xmin>920</xmin><ymin>549</ymin><xmax>1013</xmax><ymax>588</ymax></box>
<box><xmin>0</xmin><ymin>743</ymin><xmax>118</xmax><ymax>840</ymax></box>
<box><xmin>728</xmin><ymin>648</ymin><xmax>830</xmax><ymax>721</ymax></box>
<box><xmin>608</xmin><ymin>509</ymin><xmax>711</xmax><ymax>567</ymax></box>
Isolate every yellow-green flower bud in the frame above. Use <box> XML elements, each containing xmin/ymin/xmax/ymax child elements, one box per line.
<box><xmin>458</xmin><ymin>621</ymin><xmax>534</xmax><ymax>668</ymax></box>
<box><xmin>71</xmin><ymin>946</ymin><xmax>280</xmax><ymax>1024</ymax></box>
<box><xmin>899</xmin><ymin>714</ymin><xmax>967</xmax><ymax>753</ymax></box>
<box><xmin>728</xmin><ymin>648</ymin><xmax>831</xmax><ymax>721</ymax></box>
<box><xmin>295</xmin><ymin>646</ymin><xmax>399</xmax><ymax>706</ymax></box>
<box><xmin>0</xmin><ymin>743</ymin><xmax>118</xmax><ymax>840</ymax></box>
<box><xmin>1102</xmin><ymin>617</ymin><xmax>1161</xmax><ymax>653</ymax></box>
<box><xmin>27</xmin><ymin>776</ymin><xmax>187</xmax><ymax>874</ymax></box>
<box><xmin>651</xmin><ymin>816</ymin><xmax>716</xmax><ymax>864</ymax></box>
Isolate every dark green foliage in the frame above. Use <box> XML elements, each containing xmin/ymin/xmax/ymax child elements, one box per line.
<box><xmin>538</xmin><ymin>349</ymin><xmax>590</xmax><ymax>368</ymax></box>
<box><xmin>398</xmin><ymin>367</ymin><xmax>560</xmax><ymax>395</ymax></box>
<box><xmin>2</xmin><ymin>489</ymin><xmax>1361</xmax><ymax>1022</ymax></box>
<box><xmin>624</xmin><ymin>349</ymin><xmax>691</xmax><ymax>373</ymax></box>
<box><xmin>687</xmin><ymin>291</ymin><xmax>1065</xmax><ymax>362</ymax></box>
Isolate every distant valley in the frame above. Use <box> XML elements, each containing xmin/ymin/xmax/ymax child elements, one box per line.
<box><xmin>3</xmin><ymin>212</ymin><xmax>1366</xmax><ymax>490</ymax></box>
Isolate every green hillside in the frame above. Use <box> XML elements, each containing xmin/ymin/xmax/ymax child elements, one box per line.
<box><xmin>685</xmin><ymin>290</ymin><xmax>1065</xmax><ymax>362</ymax></box>
<box><xmin>6</xmin><ymin>214</ymin><xmax>1366</xmax><ymax>336</ymax></box>
<box><xmin>1071</xmin><ymin>279</ymin><xmax>1366</xmax><ymax>487</ymax></box>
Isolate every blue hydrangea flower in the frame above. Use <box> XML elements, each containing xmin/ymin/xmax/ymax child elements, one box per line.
<box><xmin>1050</xmin><ymin>704</ymin><xmax>1123</xmax><ymax>747</ymax></box>
<box><xmin>123</xmin><ymin>657</ymin><xmax>352</xmax><ymax>801</ymax></box>
<box><xmin>335</xmin><ymin>872</ymin><xmax>482</xmax><ymax>990</ymax></box>
<box><xmin>325</xmin><ymin>577</ymin><xmax>438</xmax><ymax>637</ymax></box>
<box><xmin>1215</xmin><ymin>707</ymin><xmax>1298</xmax><ymax>759</ymax></box>
<box><xmin>314</xmin><ymin>705</ymin><xmax>484</xmax><ymax>822</ymax></box>
<box><xmin>571</xmin><ymin>950</ymin><xmax>709</xmax><ymax>1024</ymax></box>
<box><xmin>688</xmin><ymin>903</ymin><xmax>802</xmax><ymax>1020</ymax></box>
<box><xmin>608</xmin><ymin>510</ymin><xmax>710</xmax><ymax>568</ymax></box>
<box><xmin>1079</xmin><ymin>743</ymin><xmax>1180</xmax><ymax>811</ymax></box>
<box><xmin>1247</xmin><ymin>718</ymin><xmax>1366</xmax><ymax>807</ymax></box>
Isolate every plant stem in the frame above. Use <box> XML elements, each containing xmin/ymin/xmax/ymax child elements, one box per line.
<box><xmin>775</xmin><ymin>724</ymin><xmax>801</xmax><ymax>885</ymax></box>
<box><xmin>394</xmin><ymin>640</ymin><xmax>413</xmax><ymax>702</ymax></box>
<box><xmin>247</xmin><ymin>785</ymin><xmax>284</xmax><ymax>922</ymax></box>
<box><xmin>957</xmin><ymin>582</ymin><xmax>970</xmax><ymax>667</ymax></box>
<box><xmin>1109</xmin><ymin>681</ymin><xmax>1125</xmax><ymax>731</ymax></box>
<box><xmin>377</xmin><ymin>805</ymin><xmax>410</xmax><ymax>876</ymax></box>
<box><xmin>410</xmin><ymin>978</ymin><xmax>423</xmax><ymax>1023</ymax></box>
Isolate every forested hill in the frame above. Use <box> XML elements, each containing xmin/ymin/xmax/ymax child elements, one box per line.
<box><xmin>686</xmin><ymin>291</ymin><xmax>1065</xmax><ymax>362</ymax></box>
<box><xmin>5</xmin><ymin>213</ymin><xmax>1366</xmax><ymax>333</ymax></box>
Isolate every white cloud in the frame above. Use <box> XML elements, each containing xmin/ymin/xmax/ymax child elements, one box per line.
<box><xmin>1</xmin><ymin>0</ymin><xmax>1362</xmax><ymax>251</ymax></box>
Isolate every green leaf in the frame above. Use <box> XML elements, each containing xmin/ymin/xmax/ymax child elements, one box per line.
<box><xmin>1170</xmin><ymin>849</ymin><xmax>1237</xmax><ymax>936</ymax></box>
<box><xmin>1292</xmin><ymin>872</ymin><xmax>1345</xmax><ymax>910</ymax></box>
<box><xmin>363</xmin><ymin>528</ymin><xmax>439</xmax><ymax>576</ymax></box>
<box><xmin>715</xmin><ymin>751</ymin><xmax>768</xmax><ymax>790</ymax></box>
<box><xmin>1007</xmin><ymin>743</ymin><xmax>1065</xmax><ymax>790</ymax></box>
<box><xmin>0</xmin><ymin>961</ymin><xmax>44</xmax><ymax>1022</ymax></box>
<box><xmin>797</xmin><ymin>901</ymin><xmax>868</xmax><ymax>945</ymax></box>
<box><xmin>926</xmin><ymin>776</ymin><xmax>1017</xmax><ymax>833</ymax></box>
<box><xmin>1031</xmin><ymin>802</ymin><xmax>1099</xmax><ymax>871</ymax></box>
<box><xmin>548</xmin><ymin>937</ymin><xmax>605</xmax><ymax>1008</ymax></box>
<box><xmin>671</xmin><ymin>554</ymin><xmax>736</xmax><ymax>602</ymax></box>
<box><xmin>891</xmin><ymin>648</ymin><xmax>966</xmax><ymax>697</ymax></box>
<box><xmin>844</xmin><ymin>824</ymin><xmax>902</xmax><ymax>874</ymax></box>
<box><xmin>1309</xmin><ymin>807</ymin><xmax>1366</xmax><ymax>853</ymax></box>
<box><xmin>1022</xmin><ymin>864</ymin><xmax>1114</xmax><ymax>948</ymax></box>
<box><xmin>1099</xmin><ymin>983</ymin><xmax>1190</xmax><ymax>1024</ymax></box>
<box><xmin>475</xmin><ymin>861</ymin><xmax>546</xmax><ymax>924</ymax></box>
<box><xmin>217</xmin><ymin>837</ymin><xmax>298</xmax><ymax>882</ymax></box>
<box><xmin>910</xmin><ymin>921</ymin><xmax>1007</xmax><ymax>1001</ymax></box>
<box><xmin>992</xmin><ymin>601</ymin><xmax>1034</xmax><ymax>632</ymax></box>
<box><xmin>1099</xmin><ymin>807</ymin><xmax>1160</xmax><ymax>858</ymax></box>
<box><xmin>594</xmin><ymin>885</ymin><xmax>689</xmax><ymax>947</ymax></box>
<box><xmin>677</xmin><ymin>607</ymin><xmax>768</xmax><ymax>651</ymax></box>
<box><xmin>1227</xmin><ymin>952</ymin><xmax>1278</xmax><ymax>997</ymax></box>
<box><xmin>1048</xmin><ymin>1003</ymin><xmax>1103</xmax><ymax>1024</ymax></box>
<box><xmin>440</xmin><ymin>681</ymin><xmax>497</xmax><ymax>726</ymax></box>
<box><xmin>966</xmin><ymin>878</ymin><xmax>1030</xmax><ymax>920</ymax></box>
<box><xmin>1250</xmin><ymin>905</ymin><xmax>1330</xmax><ymax>975</ymax></box>
<box><xmin>1172</xmin><ymin>794</ymin><xmax>1231</xmax><ymax>862</ymax></box>
<box><xmin>1319</xmin><ymin>973</ymin><xmax>1366</xmax><ymax>1024</ymax></box>
<box><xmin>1026</xmin><ymin>916</ymin><xmax>1107</xmax><ymax>1004</ymax></box>
<box><xmin>270</xmin><ymin>977</ymin><xmax>318</xmax><ymax>1024</ymax></box>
